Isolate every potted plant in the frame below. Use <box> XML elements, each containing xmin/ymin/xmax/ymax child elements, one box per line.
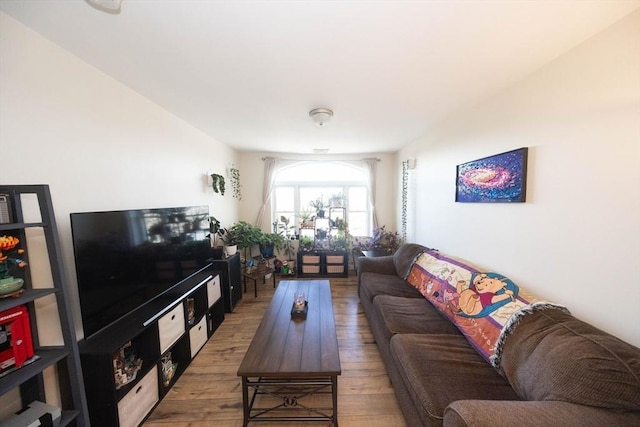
<box><xmin>328</xmin><ymin>192</ymin><xmax>345</xmax><ymax>208</ymax></box>
<box><xmin>274</xmin><ymin>216</ymin><xmax>297</xmax><ymax>273</ymax></box>
<box><xmin>371</xmin><ymin>225</ymin><xmax>401</xmax><ymax>254</ymax></box>
<box><xmin>208</xmin><ymin>216</ymin><xmax>225</xmax><ymax>259</ymax></box>
<box><xmin>297</xmin><ymin>208</ymin><xmax>314</xmax><ymax>229</ymax></box>
<box><xmin>210</xmin><ymin>173</ymin><xmax>226</xmax><ymax>195</ymax></box>
<box><xmin>219</xmin><ymin>227</ymin><xmax>238</xmax><ymax>256</ymax></box>
<box><xmin>299</xmin><ymin>235</ymin><xmax>314</xmax><ymax>252</ymax></box>
<box><xmin>229</xmin><ymin>166</ymin><xmax>242</xmax><ymax>200</ymax></box>
<box><xmin>259</xmin><ymin>232</ymin><xmax>285</xmax><ymax>258</ymax></box>
<box><xmin>226</xmin><ymin>221</ymin><xmax>263</xmax><ymax>262</ymax></box>
<box><xmin>309</xmin><ymin>196</ymin><xmax>327</xmax><ymax>218</ymax></box>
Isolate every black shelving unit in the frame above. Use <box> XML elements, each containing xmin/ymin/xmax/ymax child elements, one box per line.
<box><xmin>211</xmin><ymin>252</ymin><xmax>242</xmax><ymax>312</ymax></box>
<box><xmin>0</xmin><ymin>185</ymin><xmax>89</xmax><ymax>426</ymax></box>
<box><xmin>297</xmin><ymin>250</ymin><xmax>349</xmax><ymax>278</ymax></box>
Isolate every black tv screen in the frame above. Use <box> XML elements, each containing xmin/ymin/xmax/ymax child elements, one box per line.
<box><xmin>71</xmin><ymin>206</ymin><xmax>211</xmax><ymax>339</ymax></box>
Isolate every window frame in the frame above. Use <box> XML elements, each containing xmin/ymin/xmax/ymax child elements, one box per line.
<box><xmin>271</xmin><ymin>162</ymin><xmax>372</xmax><ymax>238</ymax></box>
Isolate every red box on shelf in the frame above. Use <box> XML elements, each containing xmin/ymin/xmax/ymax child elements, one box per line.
<box><xmin>0</xmin><ymin>305</ymin><xmax>35</xmax><ymax>374</ymax></box>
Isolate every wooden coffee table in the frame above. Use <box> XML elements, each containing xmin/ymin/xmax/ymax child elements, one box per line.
<box><xmin>237</xmin><ymin>280</ymin><xmax>341</xmax><ymax>426</ymax></box>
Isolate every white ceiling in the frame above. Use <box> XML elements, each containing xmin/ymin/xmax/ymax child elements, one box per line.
<box><xmin>1</xmin><ymin>1</ymin><xmax>638</xmax><ymax>154</ymax></box>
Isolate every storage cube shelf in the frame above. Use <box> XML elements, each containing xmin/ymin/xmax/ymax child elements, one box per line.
<box><xmin>79</xmin><ymin>269</ymin><xmax>225</xmax><ymax>426</ymax></box>
<box><xmin>297</xmin><ymin>250</ymin><xmax>349</xmax><ymax>278</ymax></box>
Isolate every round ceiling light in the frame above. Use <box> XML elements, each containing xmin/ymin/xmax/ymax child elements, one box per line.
<box><xmin>309</xmin><ymin>108</ymin><xmax>333</xmax><ymax>127</ymax></box>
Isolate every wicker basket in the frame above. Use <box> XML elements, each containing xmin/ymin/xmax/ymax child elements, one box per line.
<box><xmin>302</xmin><ymin>265</ymin><xmax>320</xmax><ymax>274</ymax></box>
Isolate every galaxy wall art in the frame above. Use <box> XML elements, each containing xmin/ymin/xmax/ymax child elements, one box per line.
<box><xmin>455</xmin><ymin>147</ymin><xmax>528</xmax><ymax>203</ymax></box>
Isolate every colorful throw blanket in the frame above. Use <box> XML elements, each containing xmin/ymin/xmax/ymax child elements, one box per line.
<box><xmin>406</xmin><ymin>250</ymin><xmax>568</xmax><ymax>368</ymax></box>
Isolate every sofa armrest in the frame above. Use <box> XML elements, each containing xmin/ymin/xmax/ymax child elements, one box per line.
<box><xmin>444</xmin><ymin>400</ymin><xmax>640</xmax><ymax>427</ymax></box>
<box><xmin>357</xmin><ymin>255</ymin><xmax>395</xmax><ymax>275</ymax></box>
<box><xmin>356</xmin><ymin>255</ymin><xmax>396</xmax><ymax>292</ymax></box>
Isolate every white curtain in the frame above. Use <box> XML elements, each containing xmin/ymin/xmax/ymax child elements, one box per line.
<box><xmin>362</xmin><ymin>158</ymin><xmax>379</xmax><ymax>228</ymax></box>
<box><xmin>255</xmin><ymin>156</ymin><xmax>280</xmax><ymax>227</ymax></box>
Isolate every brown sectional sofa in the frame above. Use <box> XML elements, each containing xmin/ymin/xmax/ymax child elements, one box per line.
<box><xmin>357</xmin><ymin>243</ymin><xmax>640</xmax><ymax>426</ymax></box>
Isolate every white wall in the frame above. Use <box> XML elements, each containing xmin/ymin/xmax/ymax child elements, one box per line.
<box><xmin>0</xmin><ymin>12</ymin><xmax>239</xmax><ymax>338</ymax></box>
<box><xmin>398</xmin><ymin>11</ymin><xmax>640</xmax><ymax>347</ymax></box>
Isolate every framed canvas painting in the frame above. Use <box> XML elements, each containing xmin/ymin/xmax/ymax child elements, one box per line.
<box><xmin>455</xmin><ymin>147</ymin><xmax>528</xmax><ymax>203</ymax></box>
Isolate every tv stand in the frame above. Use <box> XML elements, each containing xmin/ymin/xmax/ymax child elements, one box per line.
<box><xmin>79</xmin><ymin>267</ymin><xmax>225</xmax><ymax>427</ymax></box>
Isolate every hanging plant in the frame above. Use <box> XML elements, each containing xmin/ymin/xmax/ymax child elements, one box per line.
<box><xmin>230</xmin><ymin>167</ymin><xmax>242</xmax><ymax>200</ymax></box>
<box><xmin>210</xmin><ymin>173</ymin><xmax>225</xmax><ymax>195</ymax></box>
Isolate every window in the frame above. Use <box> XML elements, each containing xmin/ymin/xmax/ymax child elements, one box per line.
<box><xmin>272</xmin><ymin>162</ymin><xmax>371</xmax><ymax>237</ymax></box>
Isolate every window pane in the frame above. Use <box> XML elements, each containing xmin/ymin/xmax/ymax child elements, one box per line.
<box><xmin>277</xmin><ymin>162</ymin><xmax>363</xmax><ymax>182</ymax></box>
<box><xmin>272</xmin><ymin>161</ymin><xmax>372</xmax><ymax>242</ymax></box>
<box><xmin>300</xmin><ymin>187</ymin><xmax>340</xmax><ymax>213</ymax></box>
<box><xmin>349</xmin><ymin>212</ymin><xmax>368</xmax><ymax>236</ymax></box>
<box><xmin>275</xmin><ymin>187</ymin><xmax>294</xmax><ymax>212</ymax></box>
<box><xmin>348</xmin><ymin>187</ymin><xmax>367</xmax><ymax>210</ymax></box>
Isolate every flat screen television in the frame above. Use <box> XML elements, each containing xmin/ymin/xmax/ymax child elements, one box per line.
<box><xmin>70</xmin><ymin>206</ymin><xmax>211</xmax><ymax>340</ymax></box>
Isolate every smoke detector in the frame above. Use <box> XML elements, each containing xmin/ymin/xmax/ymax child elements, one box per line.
<box><xmin>309</xmin><ymin>108</ymin><xmax>333</xmax><ymax>127</ymax></box>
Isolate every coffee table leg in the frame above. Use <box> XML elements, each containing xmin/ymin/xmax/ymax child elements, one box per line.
<box><xmin>254</xmin><ymin>278</ymin><xmax>258</xmax><ymax>298</ymax></box>
<box><xmin>332</xmin><ymin>375</ymin><xmax>338</xmax><ymax>426</ymax></box>
<box><xmin>242</xmin><ymin>376</ymin><xmax>249</xmax><ymax>427</ymax></box>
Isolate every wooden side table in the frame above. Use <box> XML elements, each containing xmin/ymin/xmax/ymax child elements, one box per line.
<box><xmin>242</xmin><ymin>267</ymin><xmax>276</xmax><ymax>297</ymax></box>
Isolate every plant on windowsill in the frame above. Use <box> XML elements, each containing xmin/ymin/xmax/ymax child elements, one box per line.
<box><xmin>297</xmin><ymin>208</ymin><xmax>314</xmax><ymax>228</ymax></box>
<box><xmin>309</xmin><ymin>196</ymin><xmax>327</xmax><ymax>218</ymax></box>
<box><xmin>328</xmin><ymin>192</ymin><xmax>345</xmax><ymax>208</ymax></box>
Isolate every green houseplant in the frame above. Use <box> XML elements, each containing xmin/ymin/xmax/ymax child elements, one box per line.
<box><xmin>299</xmin><ymin>235</ymin><xmax>314</xmax><ymax>252</ymax></box>
<box><xmin>226</xmin><ymin>221</ymin><xmax>262</xmax><ymax>261</ymax></box>
<box><xmin>210</xmin><ymin>173</ymin><xmax>226</xmax><ymax>195</ymax></box>
<box><xmin>309</xmin><ymin>196</ymin><xmax>327</xmax><ymax>218</ymax></box>
<box><xmin>259</xmin><ymin>232</ymin><xmax>285</xmax><ymax>258</ymax></box>
<box><xmin>229</xmin><ymin>166</ymin><xmax>242</xmax><ymax>200</ymax></box>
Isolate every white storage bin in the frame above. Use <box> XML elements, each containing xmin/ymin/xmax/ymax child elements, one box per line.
<box><xmin>117</xmin><ymin>365</ymin><xmax>159</xmax><ymax>427</ymax></box>
<box><xmin>189</xmin><ymin>316</ymin><xmax>208</xmax><ymax>358</ymax></box>
<box><xmin>158</xmin><ymin>304</ymin><xmax>185</xmax><ymax>354</ymax></box>
<box><xmin>207</xmin><ymin>275</ymin><xmax>222</xmax><ymax>308</ymax></box>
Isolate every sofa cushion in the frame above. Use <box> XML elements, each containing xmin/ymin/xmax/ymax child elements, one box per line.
<box><xmin>372</xmin><ymin>295</ymin><xmax>461</xmax><ymax>341</ymax></box>
<box><xmin>500</xmin><ymin>307</ymin><xmax>640</xmax><ymax>412</ymax></box>
<box><xmin>391</xmin><ymin>334</ymin><xmax>521</xmax><ymax>425</ymax></box>
<box><xmin>393</xmin><ymin>243</ymin><xmax>429</xmax><ymax>279</ymax></box>
<box><xmin>359</xmin><ymin>272</ymin><xmax>424</xmax><ymax>304</ymax></box>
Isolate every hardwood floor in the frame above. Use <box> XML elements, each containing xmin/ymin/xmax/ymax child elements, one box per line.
<box><xmin>144</xmin><ymin>274</ymin><xmax>407</xmax><ymax>427</ymax></box>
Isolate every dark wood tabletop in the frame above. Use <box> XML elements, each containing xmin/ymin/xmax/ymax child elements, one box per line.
<box><xmin>237</xmin><ymin>280</ymin><xmax>341</xmax><ymax>377</ymax></box>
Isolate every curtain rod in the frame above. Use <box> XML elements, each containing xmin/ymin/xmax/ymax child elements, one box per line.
<box><xmin>261</xmin><ymin>157</ymin><xmax>380</xmax><ymax>161</ymax></box>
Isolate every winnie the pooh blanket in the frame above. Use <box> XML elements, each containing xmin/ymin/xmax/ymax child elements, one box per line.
<box><xmin>406</xmin><ymin>250</ymin><xmax>568</xmax><ymax>368</ymax></box>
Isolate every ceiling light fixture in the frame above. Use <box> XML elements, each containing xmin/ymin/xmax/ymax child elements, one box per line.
<box><xmin>86</xmin><ymin>0</ymin><xmax>122</xmax><ymax>13</ymax></box>
<box><xmin>309</xmin><ymin>108</ymin><xmax>333</xmax><ymax>127</ymax></box>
